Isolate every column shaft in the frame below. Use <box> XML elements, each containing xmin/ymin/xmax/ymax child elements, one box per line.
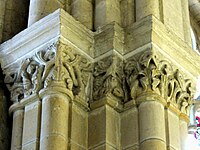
<box><xmin>88</xmin><ymin>105</ymin><xmax>120</xmax><ymax>149</ymax></box>
<box><xmin>39</xmin><ymin>94</ymin><xmax>69</xmax><ymax>150</ymax></box>
<box><xmin>136</xmin><ymin>0</ymin><xmax>161</xmax><ymax>21</ymax></box>
<box><xmin>22</xmin><ymin>100</ymin><xmax>41</xmax><ymax>150</ymax></box>
<box><xmin>94</xmin><ymin>0</ymin><xmax>121</xmax><ymax>30</ymax></box>
<box><xmin>181</xmin><ymin>0</ymin><xmax>192</xmax><ymax>46</ymax></box>
<box><xmin>139</xmin><ymin>101</ymin><xmax>166</xmax><ymax>150</ymax></box>
<box><xmin>121</xmin><ymin>0</ymin><xmax>135</xmax><ymax>27</ymax></box>
<box><xmin>11</xmin><ymin>109</ymin><xmax>24</xmax><ymax>150</ymax></box>
<box><xmin>28</xmin><ymin>0</ymin><xmax>65</xmax><ymax>26</ymax></box>
<box><xmin>71</xmin><ymin>0</ymin><xmax>93</xmax><ymax>30</ymax></box>
<box><xmin>166</xmin><ymin>109</ymin><xmax>181</xmax><ymax>150</ymax></box>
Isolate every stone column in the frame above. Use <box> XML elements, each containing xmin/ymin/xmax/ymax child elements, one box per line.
<box><xmin>39</xmin><ymin>85</ymin><xmax>71</xmax><ymax>150</ymax></box>
<box><xmin>139</xmin><ymin>101</ymin><xmax>166</xmax><ymax>150</ymax></box>
<box><xmin>181</xmin><ymin>0</ymin><xmax>192</xmax><ymax>46</ymax></box>
<box><xmin>165</xmin><ymin>109</ymin><xmax>181</xmax><ymax>150</ymax></box>
<box><xmin>71</xmin><ymin>0</ymin><xmax>93</xmax><ymax>30</ymax></box>
<box><xmin>28</xmin><ymin>0</ymin><xmax>66</xmax><ymax>26</ymax></box>
<box><xmin>121</xmin><ymin>0</ymin><xmax>135</xmax><ymax>27</ymax></box>
<box><xmin>11</xmin><ymin>109</ymin><xmax>24</xmax><ymax>150</ymax></box>
<box><xmin>22</xmin><ymin>99</ymin><xmax>41</xmax><ymax>150</ymax></box>
<box><xmin>136</xmin><ymin>0</ymin><xmax>161</xmax><ymax>21</ymax></box>
<box><xmin>94</xmin><ymin>0</ymin><xmax>121</xmax><ymax>30</ymax></box>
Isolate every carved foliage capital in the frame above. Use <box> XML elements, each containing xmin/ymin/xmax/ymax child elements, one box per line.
<box><xmin>125</xmin><ymin>51</ymin><xmax>194</xmax><ymax>114</ymax></box>
<box><xmin>93</xmin><ymin>55</ymin><xmax>126</xmax><ymax>103</ymax></box>
<box><xmin>3</xmin><ymin>43</ymin><xmax>92</xmax><ymax>104</ymax></box>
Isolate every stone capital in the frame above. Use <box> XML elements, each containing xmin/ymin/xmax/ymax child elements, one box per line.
<box><xmin>2</xmin><ymin>41</ymin><xmax>92</xmax><ymax>112</ymax></box>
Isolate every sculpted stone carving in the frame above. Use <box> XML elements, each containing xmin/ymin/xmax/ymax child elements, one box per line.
<box><xmin>4</xmin><ymin>44</ymin><xmax>56</xmax><ymax>102</ymax></box>
<box><xmin>93</xmin><ymin>55</ymin><xmax>126</xmax><ymax>102</ymax></box>
<box><xmin>3</xmin><ymin>44</ymin><xmax>194</xmax><ymax>113</ymax></box>
<box><xmin>125</xmin><ymin>51</ymin><xmax>194</xmax><ymax>114</ymax></box>
<box><xmin>4</xmin><ymin>43</ymin><xmax>92</xmax><ymax>103</ymax></box>
<box><xmin>61</xmin><ymin>45</ymin><xmax>92</xmax><ymax>102</ymax></box>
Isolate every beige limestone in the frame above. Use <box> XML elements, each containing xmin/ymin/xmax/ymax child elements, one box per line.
<box><xmin>162</xmin><ymin>0</ymin><xmax>184</xmax><ymax>39</ymax></box>
<box><xmin>71</xmin><ymin>103</ymin><xmax>88</xmax><ymax>149</ymax></box>
<box><xmin>180</xmin><ymin>118</ymin><xmax>188</xmax><ymax>150</ymax></box>
<box><xmin>120</xmin><ymin>0</ymin><xmax>135</xmax><ymax>27</ymax></box>
<box><xmin>71</xmin><ymin>0</ymin><xmax>93</xmax><ymax>30</ymax></box>
<box><xmin>120</xmin><ymin>107</ymin><xmax>139</xmax><ymax>150</ymax></box>
<box><xmin>94</xmin><ymin>0</ymin><xmax>121</xmax><ymax>30</ymax></box>
<box><xmin>136</xmin><ymin>0</ymin><xmax>161</xmax><ymax>21</ymax></box>
<box><xmin>11</xmin><ymin>109</ymin><xmax>24</xmax><ymax>150</ymax></box>
<box><xmin>181</xmin><ymin>0</ymin><xmax>192</xmax><ymax>46</ymax></box>
<box><xmin>40</xmin><ymin>92</ymin><xmax>69</xmax><ymax>150</ymax></box>
<box><xmin>166</xmin><ymin>110</ymin><xmax>181</xmax><ymax>150</ymax></box>
<box><xmin>22</xmin><ymin>100</ymin><xmax>41</xmax><ymax>150</ymax></box>
<box><xmin>139</xmin><ymin>101</ymin><xmax>166</xmax><ymax>150</ymax></box>
<box><xmin>88</xmin><ymin>106</ymin><xmax>106</xmax><ymax>149</ymax></box>
<box><xmin>28</xmin><ymin>0</ymin><xmax>65</xmax><ymax>26</ymax></box>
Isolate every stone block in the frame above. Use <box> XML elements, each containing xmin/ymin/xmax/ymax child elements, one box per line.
<box><xmin>167</xmin><ymin>110</ymin><xmax>181</xmax><ymax>150</ymax></box>
<box><xmin>120</xmin><ymin>107</ymin><xmax>139</xmax><ymax>149</ymax></box>
<box><xmin>120</xmin><ymin>0</ymin><xmax>135</xmax><ymax>27</ymax></box>
<box><xmin>88</xmin><ymin>106</ymin><xmax>106</xmax><ymax>149</ymax></box>
<box><xmin>22</xmin><ymin>101</ymin><xmax>41</xmax><ymax>150</ymax></box>
<box><xmin>71</xmin><ymin>103</ymin><xmax>88</xmax><ymax>148</ymax></box>
<box><xmin>106</xmin><ymin>105</ymin><xmax>119</xmax><ymax>149</ymax></box>
<box><xmin>139</xmin><ymin>101</ymin><xmax>166</xmax><ymax>144</ymax></box>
